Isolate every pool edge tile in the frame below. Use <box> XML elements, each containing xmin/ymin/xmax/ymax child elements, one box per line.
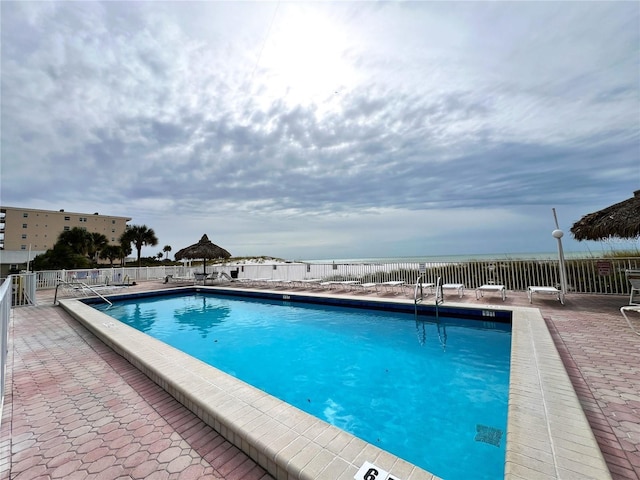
<box><xmin>59</xmin><ymin>293</ymin><xmax>611</xmax><ymax>480</ymax></box>
<box><xmin>506</xmin><ymin>306</ymin><xmax>612</xmax><ymax>480</ymax></box>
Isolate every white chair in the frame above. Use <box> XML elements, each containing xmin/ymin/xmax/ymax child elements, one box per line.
<box><xmin>296</xmin><ymin>278</ymin><xmax>323</xmax><ymax>288</ymax></box>
<box><xmin>409</xmin><ymin>282</ymin><xmax>435</xmax><ymax>297</ymax></box>
<box><xmin>528</xmin><ymin>286</ymin><xmax>564</xmax><ymax>305</ymax></box>
<box><xmin>476</xmin><ymin>285</ymin><xmax>506</xmax><ymax>301</ymax></box>
<box><xmin>625</xmin><ymin>270</ymin><xmax>640</xmax><ymax>305</ymax></box>
<box><xmin>194</xmin><ymin>273</ymin><xmax>208</xmax><ymax>285</ymax></box>
<box><xmin>620</xmin><ymin>306</ymin><xmax>640</xmax><ymax>336</ymax></box>
<box><xmin>166</xmin><ymin>273</ymin><xmax>194</xmax><ymax>284</ymax></box>
<box><xmin>379</xmin><ymin>281</ymin><xmax>405</xmax><ymax>295</ymax></box>
<box><xmin>442</xmin><ymin>283</ymin><xmax>465</xmax><ymax>298</ymax></box>
<box><xmin>357</xmin><ymin>282</ymin><xmax>379</xmax><ymax>293</ymax></box>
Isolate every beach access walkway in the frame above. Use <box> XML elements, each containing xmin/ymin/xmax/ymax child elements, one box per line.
<box><xmin>2</xmin><ymin>281</ymin><xmax>639</xmax><ymax>480</ymax></box>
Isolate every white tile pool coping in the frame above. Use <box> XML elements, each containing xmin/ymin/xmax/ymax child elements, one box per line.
<box><xmin>59</xmin><ymin>288</ymin><xmax>611</xmax><ymax>480</ymax></box>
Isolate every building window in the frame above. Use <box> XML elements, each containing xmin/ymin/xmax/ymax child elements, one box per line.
<box><xmin>21</xmin><ymin>234</ymin><xmax>27</xmax><ymax>239</ymax></box>
<box><xmin>21</xmin><ymin>245</ymin><xmax>27</xmax><ymax>250</ymax></box>
<box><xmin>22</xmin><ymin>223</ymin><xmax>27</xmax><ymax>228</ymax></box>
<box><xmin>64</xmin><ymin>216</ymin><xmax>70</xmax><ymax>221</ymax></box>
<box><xmin>112</xmin><ymin>220</ymin><xmax>116</xmax><ymax>224</ymax></box>
<box><xmin>23</xmin><ymin>212</ymin><xmax>28</xmax><ymax>218</ymax></box>
<box><xmin>63</xmin><ymin>226</ymin><xmax>70</xmax><ymax>231</ymax></box>
<box><xmin>79</xmin><ymin>217</ymin><xmax>87</xmax><ymax>222</ymax></box>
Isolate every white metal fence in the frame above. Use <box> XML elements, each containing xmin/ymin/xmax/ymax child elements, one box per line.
<box><xmin>10</xmin><ymin>273</ymin><xmax>37</xmax><ymax>307</ymax></box>
<box><xmin>23</xmin><ymin>257</ymin><xmax>640</xmax><ymax>296</ymax></box>
<box><xmin>0</xmin><ymin>277</ymin><xmax>12</xmax><ymax>420</ymax></box>
<box><xmin>235</xmin><ymin>257</ymin><xmax>640</xmax><ymax>295</ymax></box>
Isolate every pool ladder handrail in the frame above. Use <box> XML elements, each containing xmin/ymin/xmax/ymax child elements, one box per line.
<box><xmin>54</xmin><ymin>279</ymin><xmax>113</xmax><ymax>306</ymax></box>
<box><xmin>413</xmin><ymin>275</ymin><xmax>426</xmax><ymax>306</ymax></box>
<box><xmin>414</xmin><ymin>276</ymin><xmax>443</xmax><ymax>320</ymax></box>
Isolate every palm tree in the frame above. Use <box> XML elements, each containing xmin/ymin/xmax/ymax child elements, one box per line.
<box><xmin>32</xmin><ymin>242</ymin><xmax>91</xmax><ymax>270</ymax></box>
<box><xmin>58</xmin><ymin>227</ymin><xmax>91</xmax><ymax>255</ymax></box>
<box><xmin>119</xmin><ymin>237</ymin><xmax>132</xmax><ymax>266</ymax></box>
<box><xmin>87</xmin><ymin>232</ymin><xmax>109</xmax><ymax>263</ymax></box>
<box><xmin>99</xmin><ymin>245</ymin><xmax>124</xmax><ymax>267</ymax></box>
<box><xmin>120</xmin><ymin>225</ymin><xmax>159</xmax><ymax>267</ymax></box>
<box><xmin>163</xmin><ymin>245</ymin><xmax>172</xmax><ymax>260</ymax></box>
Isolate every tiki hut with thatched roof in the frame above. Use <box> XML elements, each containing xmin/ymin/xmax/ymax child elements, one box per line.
<box><xmin>570</xmin><ymin>190</ymin><xmax>640</xmax><ymax>241</ymax></box>
<box><xmin>174</xmin><ymin>234</ymin><xmax>231</xmax><ymax>274</ymax></box>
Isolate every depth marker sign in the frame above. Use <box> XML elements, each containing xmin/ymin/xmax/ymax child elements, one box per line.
<box><xmin>354</xmin><ymin>461</ymin><xmax>403</xmax><ymax>480</ymax></box>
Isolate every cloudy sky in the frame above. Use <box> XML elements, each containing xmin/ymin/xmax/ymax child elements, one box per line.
<box><xmin>2</xmin><ymin>1</ymin><xmax>638</xmax><ymax>260</ymax></box>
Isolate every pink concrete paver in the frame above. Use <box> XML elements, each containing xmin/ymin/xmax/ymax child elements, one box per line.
<box><xmin>1</xmin><ymin>286</ymin><xmax>273</xmax><ymax>480</ymax></box>
<box><xmin>1</xmin><ymin>280</ymin><xmax>639</xmax><ymax>480</ymax></box>
<box><xmin>544</xmin><ymin>299</ymin><xmax>640</xmax><ymax>480</ymax></box>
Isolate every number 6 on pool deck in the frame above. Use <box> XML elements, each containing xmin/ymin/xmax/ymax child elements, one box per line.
<box><xmin>354</xmin><ymin>461</ymin><xmax>403</xmax><ymax>480</ymax></box>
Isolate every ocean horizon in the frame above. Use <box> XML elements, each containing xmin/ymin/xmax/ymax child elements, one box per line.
<box><xmin>300</xmin><ymin>250</ymin><xmax>616</xmax><ymax>264</ymax></box>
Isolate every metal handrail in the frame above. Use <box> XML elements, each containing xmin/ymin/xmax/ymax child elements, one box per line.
<box><xmin>413</xmin><ymin>275</ymin><xmax>425</xmax><ymax>305</ymax></box>
<box><xmin>435</xmin><ymin>276</ymin><xmax>443</xmax><ymax>321</ymax></box>
<box><xmin>435</xmin><ymin>276</ymin><xmax>443</xmax><ymax>306</ymax></box>
<box><xmin>54</xmin><ymin>279</ymin><xmax>112</xmax><ymax>306</ymax></box>
<box><xmin>413</xmin><ymin>275</ymin><xmax>443</xmax><ymax>319</ymax></box>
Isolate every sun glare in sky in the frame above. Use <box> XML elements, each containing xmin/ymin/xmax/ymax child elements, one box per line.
<box><xmin>257</xmin><ymin>5</ymin><xmax>358</xmax><ymax>109</ymax></box>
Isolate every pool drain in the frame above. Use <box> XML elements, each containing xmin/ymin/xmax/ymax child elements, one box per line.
<box><xmin>475</xmin><ymin>424</ymin><xmax>503</xmax><ymax>447</ymax></box>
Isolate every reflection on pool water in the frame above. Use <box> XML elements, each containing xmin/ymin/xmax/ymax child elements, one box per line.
<box><xmin>96</xmin><ymin>292</ymin><xmax>511</xmax><ymax>480</ymax></box>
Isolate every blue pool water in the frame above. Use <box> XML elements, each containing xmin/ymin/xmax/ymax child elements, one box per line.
<box><xmin>96</xmin><ymin>293</ymin><xmax>511</xmax><ymax>480</ymax></box>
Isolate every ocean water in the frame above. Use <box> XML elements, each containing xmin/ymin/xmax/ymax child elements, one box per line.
<box><xmin>302</xmin><ymin>251</ymin><xmax>598</xmax><ymax>264</ymax></box>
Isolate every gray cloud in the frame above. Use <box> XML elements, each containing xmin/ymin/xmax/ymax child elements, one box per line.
<box><xmin>2</xmin><ymin>1</ymin><xmax>638</xmax><ymax>259</ymax></box>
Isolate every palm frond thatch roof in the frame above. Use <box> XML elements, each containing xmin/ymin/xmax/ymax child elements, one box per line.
<box><xmin>570</xmin><ymin>190</ymin><xmax>640</xmax><ymax>241</ymax></box>
<box><xmin>174</xmin><ymin>234</ymin><xmax>231</xmax><ymax>273</ymax></box>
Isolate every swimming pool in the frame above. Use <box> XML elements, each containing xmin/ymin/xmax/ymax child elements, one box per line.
<box><xmin>94</xmin><ymin>291</ymin><xmax>511</xmax><ymax>480</ymax></box>
<box><xmin>59</xmin><ymin>286</ymin><xmax>611</xmax><ymax>480</ymax></box>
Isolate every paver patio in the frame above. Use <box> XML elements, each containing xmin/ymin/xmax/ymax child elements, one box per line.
<box><xmin>1</xmin><ymin>281</ymin><xmax>638</xmax><ymax>479</ymax></box>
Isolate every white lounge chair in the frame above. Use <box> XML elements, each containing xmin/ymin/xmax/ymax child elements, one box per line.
<box><xmin>620</xmin><ymin>306</ymin><xmax>640</xmax><ymax>336</ymax></box>
<box><xmin>408</xmin><ymin>282</ymin><xmax>435</xmax><ymax>298</ymax></box>
<box><xmin>296</xmin><ymin>278</ymin><xmax>323</xmax><ymax>288</ymax></box>
<box><xmin>166</xmin><ymin>274</ymin><xmax>194</xmax><ymax>284</ymax></box>
<box><xmin>64</xmin><ymin>281</ymin><xmax>125</xmax><ymax>297</ymax></box>
<box><xmin>626</xmin><ymin>270</ymin><xmax>640</xmax><ymax>305</ymax></box>
<box><xmin>528</xmin><ymin>286</ymin><xmax>564</xmax><ymax>305</ymax></box>
<box><xmin>476</xmin><ymin>284</ymin><xmax>506</xmax><ymax>301</ymax></box>
<box><xmin>194</xmin><ymin>273</ymin><xmax>208</xmax><ymax>285</ymax></box>
<box><xmin>332</xmin><ymin>280</ymin><xmax>361</xmax><ymax>291</ymax></box>
<box><xmin>266</xmin><ymin>279</ymin><xmax>294</xmax><ymax>288</ymax></box>
<box><xmin>356</xmin><ymin>282</ymin><xmax>379</xmax><ymax>293</ymax></box>
<box><xmin>442</xmin><ymin>283</ymin><xmax>465</xmax><ymax>298</ymax></box>
<box><xmin>247</xmin><ymin>278</ymin><xmax>271</xmax><ymax>287</ymax></box>
<box><xmin>379</xmin><ymin>281</ymin><xmax>405</xmax><ymax>295</ymax></box>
